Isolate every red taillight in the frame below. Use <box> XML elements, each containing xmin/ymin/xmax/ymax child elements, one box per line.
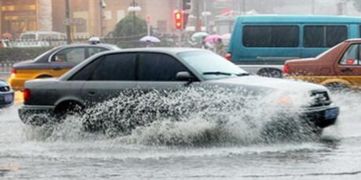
<box><xmin>11</xmin><ymin>68</ymin><xmax>16</xmax><ymax>74</ymax></box>
<box><xmin>283</xmin><ymin>64</ymin><xmax>290</xmax><ymax>74</ymax></box>
<box><xmin>23</xmin><ymin>88</ymin><xmax>31</xmax><ymax>103</ymax></box>
<box><xmin>225</xmin><ymin>53</ymin><xmax>232</xmax><ymax>61</ymax></box>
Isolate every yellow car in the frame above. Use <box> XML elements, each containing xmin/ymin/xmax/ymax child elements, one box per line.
<box><xmin>9</xmin><ymin>44</ymin><xmax>119</xmax><ymax>91</ymax></box>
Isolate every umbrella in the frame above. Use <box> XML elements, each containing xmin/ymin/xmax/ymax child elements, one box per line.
<box><xmin>204</xmin><ymin>34</ymin><xmax>222</xmax><ymax>44</ymax></box>
<box><xmin>140</xmin><ymin>36</ymin><xmax>160</xmax><ymax>43</ymax></box>
<box><xmin>191</xmin><ymin>32</ymin><xmax>209</xmax><ymax>42</ymax></box>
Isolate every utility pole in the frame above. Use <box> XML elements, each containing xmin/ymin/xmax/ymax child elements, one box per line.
<box><xmin>65</xmin><ymin>0</ymin><xmax>72</xmax><ymax>44</ymax></box>
<box><xmin>195</xmin><ymin>0</ymin><xmax>201</xmax><ymax>32</ymax></box>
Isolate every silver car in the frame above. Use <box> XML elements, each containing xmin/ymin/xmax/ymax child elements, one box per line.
<box><xmin>18</xmin><ymin>48</ymin><xmax>339</xmax><ymax>133</ymax></box>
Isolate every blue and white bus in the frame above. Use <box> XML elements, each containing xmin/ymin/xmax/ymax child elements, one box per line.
<box><xmin>228</xmin><ymin>15</ymin><xmax>361</xmax><ymax>77</ymax></box>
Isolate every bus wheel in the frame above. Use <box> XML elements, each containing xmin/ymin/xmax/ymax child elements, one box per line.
<box><xmin>257</xmin><ymin>68</ymin><xmax>283</xmax><ymax>78</ymax></box>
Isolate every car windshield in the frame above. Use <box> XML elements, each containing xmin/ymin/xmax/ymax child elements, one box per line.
<box><xmin>178</xmin><ymin>50</ymin><xmax>249</xmax><ymax>80</ymax></box>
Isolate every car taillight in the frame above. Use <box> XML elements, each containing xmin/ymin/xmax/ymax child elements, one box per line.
<box><xmin>225</xmin><ymin>53</ymin><xmax>232</xmax><ymax>61</ymax></box>
<box><xmin>283</xmin><ymin>64</ymin><xmax>289</xmax><ymax>74</ymax></box>
<box><xmin>23</xmin><ymin>88</ymin><xmax>31</xmax><ymax>103</ymax></box>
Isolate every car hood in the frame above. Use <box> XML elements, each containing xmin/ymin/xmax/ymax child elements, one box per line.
<box><xmin>206</xmin><ymin>75</ymin><xmax>327</xmax><ymax>93</ymax></box>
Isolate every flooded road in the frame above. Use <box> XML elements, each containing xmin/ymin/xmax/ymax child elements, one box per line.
<box><xmin>0</xmin><ymin>92</ymin><xmax>361</xmax><ymax>179</ymax></box>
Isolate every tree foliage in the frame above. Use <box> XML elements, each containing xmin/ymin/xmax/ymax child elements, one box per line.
<box><xmin>112</xmin><ymin>14</ymin><xmax>147</xmax><ymax>38</ymax></box>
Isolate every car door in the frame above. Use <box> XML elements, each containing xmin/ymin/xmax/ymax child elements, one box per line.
<box><xmin>79</xmin><ymin>53</ymin><xmax>137</xmax><ymax>106</ymax></box>
<box><xmin>136</xmin><ymin>52</ymin><xmax>193</xmax><ymax>91</ymax></box>
<box><xmin>335</xmin><ymin>43</ymin><xmax>361</xmax><ymax>86</ymax></box>
<box><xmin>136</xmin><ymin>52</ymin><xmax>195</xmax><ymax>114</ymax></box>
<box><xmin>50</xmin><ymin>47</ymin><xmax>87</xmax><ymax>77</ymax></box>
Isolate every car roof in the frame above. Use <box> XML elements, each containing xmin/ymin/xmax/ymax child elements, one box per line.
<box><xmin>345</xmin><ymin>38</ymin><xmax>361</xmax><ymax>43</ymax></box>
<box><xmin>237</xmin><ymin>15</ymin><xmax>361</xmax><ymax>23</ymax></box>
<box><xmin>57</xmin><ymin>43</ymin><xmax>119</xmax><ymax>50</ymax></box>
<box><xmin>107</xmin><ymin>47</ymin><xmax>205</xmax><ymax>55</ymax></box>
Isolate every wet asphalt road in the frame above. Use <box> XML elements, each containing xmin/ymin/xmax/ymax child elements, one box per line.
<box><xmin>0</xmin><ymin>90</ymin><xmax>360</xmax><ymax>180</ymax></box>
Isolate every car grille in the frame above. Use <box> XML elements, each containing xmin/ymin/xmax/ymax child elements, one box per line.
<box><xmin>0</xmin><ymin>86</ymin><xmax>10</xmax><ymax>92</ymax></box>
<box><xmin>309</xmin><ymin>91</ymin><xmax>331</xmax><ymax>107</ymax></box>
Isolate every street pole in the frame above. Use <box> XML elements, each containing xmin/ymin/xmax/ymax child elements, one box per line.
<box><xmin>133</xmin><ymin>0</ymin><xmax>136</xmax><ymax>36</ymax></box>
<box><xmin>65</xmin><ymin>0</ymin><xmax>72</xmax><ymax>44</ymax></box>
<box><xmin>195</xmin><ymin>0</ymin><xmax>201</xmax><ymax>32</ymax></box>
<box><xmin>99</xmin><ymin>0</ymin><xmax>104</xmax><ymax>37</ymax></box>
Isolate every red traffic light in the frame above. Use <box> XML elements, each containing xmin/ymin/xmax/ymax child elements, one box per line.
<box><xmin>173</xmin><ymin>10</ymin><xmax>184</xmax><ymax>30</ymax></box>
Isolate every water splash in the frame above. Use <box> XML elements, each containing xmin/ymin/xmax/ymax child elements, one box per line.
<box><xmin>72</xmin><ymin>86</ymin><xmax>318</xmax><ymax>145</ymax></box>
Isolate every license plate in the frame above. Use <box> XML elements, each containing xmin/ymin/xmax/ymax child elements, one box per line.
<box><xmin>325</xmin><ymin>108</ymin><xmax>339</xmax><ymax>120</ymax></box>
<box><xmin>4</xmin><ymin>94</ymin><xmax>13</xmax><ymax>103</ymax></box>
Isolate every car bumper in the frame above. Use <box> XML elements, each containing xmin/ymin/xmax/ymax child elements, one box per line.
<box><xmin>301</xmin><ymin>105</ymin><xmax>339</xmax><ymax>128</ymax></box>
<box><xmin>0</xmin><ymin>92</ymin><xmax>14</xmax><ymax>108</ymax></box>
<box><xmin>18</xmin><ymin>105</ymin><xmax>55</xmax><ymax>125</ymax></box>
<box><xmin>8</xmin><ymin>76</ymin><xmax>26</xmax><ymax>91</ymax></box>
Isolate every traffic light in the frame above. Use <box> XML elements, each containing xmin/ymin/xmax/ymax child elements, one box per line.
<box><xmin>174</xmin><ymin>10</ymin><xmax>184</xmax><ymax>30</ymax></box>
<box><xmin>183</xmin><ymin>0</ymin><xmax>191</xmax><ymax>11</ymax></box>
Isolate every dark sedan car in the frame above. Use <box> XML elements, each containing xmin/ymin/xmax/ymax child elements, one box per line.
<box><xmin>0</xmin><ymin>80</ymin><xmax>14</xmax><ymax>108</ymax></box>
<box><xmin>18</xmin><ymin>48</ymin><xmax>339</xmax><ymax>135</ymax></box>
<box><xmin>9</xmin><ymin>43</ymin><xmax>119</xmax><ymax>91</ymax></box>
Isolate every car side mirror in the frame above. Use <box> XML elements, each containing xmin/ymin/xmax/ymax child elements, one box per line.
<box><xmin>176</xmin><ymin>71</ymin><xmax>195</xmax><ymax>82</ymax></box>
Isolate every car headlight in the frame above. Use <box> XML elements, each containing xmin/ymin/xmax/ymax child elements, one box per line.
<box><xmin>275</xmin><ymin>95</ymin><xmax>293</xmax><ymax>106</ymax></box>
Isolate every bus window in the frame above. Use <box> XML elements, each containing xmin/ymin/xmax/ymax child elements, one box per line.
<box><xmin>304</xmin><ymin>25</ymin><xmax>347</xmax><ymax>48</ymax></box>
<box><xmin>243</xmin><ymin>25</ymin><xmax>299</xmax><ymax>47</ymax></box>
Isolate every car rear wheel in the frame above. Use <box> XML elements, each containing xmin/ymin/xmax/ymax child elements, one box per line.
<box><xmin>257</xmin><ymin>68</ymin><xmax>283</xmax><ymax>78</ymax></box>
<box><xmin>324</xmin><ymin>83</ymin><xmax>350</xmax><ymax>92</ymax></box>
<box><xmin>36</xmin><ymin>75</ymin><xmax>53</xmax><ymax>79</ymax></box>
<box><xmin>53</xmin><ymin>101</ymin><xmax>84</xmax><ymax>123</ymax></box>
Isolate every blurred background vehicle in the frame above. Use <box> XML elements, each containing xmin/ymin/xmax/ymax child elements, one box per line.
<box><xmin>284</xmin><ymin>38</ymin><xmax>361</xmax><ymax>90</ymax></box>
<box><xmin>227</xmin><ymin>15</ymin><xmax>361</xmax><ymax>78</ymax></box>
<box><xmin>0</xmin><ymin>79</ymin><xmax>14</xmax><ymax>108</ymax></box>
<box><xmin>8</xmin><ymin>43</ymin><xmax>119</xmax><ymax>91</ymax></box>
<box><xmin>11</xmin><ymin>31</ymin><xmax>67</xmax><ymax>48</ymax></box>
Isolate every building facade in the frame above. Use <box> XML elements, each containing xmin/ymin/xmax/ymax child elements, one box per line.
<box><xmin>0</xmin><ymin>0</ymin><xmax>177</xmax><ymax>39</ymax></box>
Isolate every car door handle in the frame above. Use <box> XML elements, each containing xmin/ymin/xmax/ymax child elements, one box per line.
<box><xmin>341</xmin><ymin>68</ymin><xmax>353</xmax><ymax>73</ymax></box>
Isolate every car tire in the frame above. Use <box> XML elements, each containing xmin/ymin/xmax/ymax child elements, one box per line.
<box><xmin>257</xmin><ymin>68</ymin><xmax>283</xmax><ymax>78</ymax></box>
<box><xmin>260</xmin><ymin>116</ymin><xmax>321</xmax><ymax>143</ymax></box>
<box><xmin>53</xmin><ymin>101</ymin><xmax>84</xmax><ymax>123</ymax></box>
<box><xmin>324</xmin><ymin>83</ymin><xmax>350</xmax><ymax>92</ymax></box>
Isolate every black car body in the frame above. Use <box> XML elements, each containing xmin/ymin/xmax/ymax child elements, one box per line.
<box><xmin>18</xmin><ymin>48</ymin><xmax>339</xmax><ymax>133</ymax></box>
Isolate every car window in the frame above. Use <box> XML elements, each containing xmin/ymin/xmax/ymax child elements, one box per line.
<box><xmin>138</xmin><ymin>53</ymin><xmax>188</xmax><ymax>81</ymax></box>
<box><xmin>304</xmin><ymin>25</ymin><xmax>347</xmax><ymax>48</ymax></box>
<box><xmin>178</xmin><ymin>51</ymin><xmax>247</xmax><ymax>80</ymax></box>
<box><xmin>340</xmin><ymin>44</ymin><xmax>360</xmax><ymax>65</ymax></box>
<box><xmin>69</xmin><ymin>57</ymin><xmax>104</xmax><ymax>81</ymax></box>
<box><xmin>87</xmin><ymin>47</ymin><xmax>107</xmax><ymax>58</ymax></box>
<box><xmin>52</xmin><ymin>47</ymin><xmax>86</xmax><ymax>64</ymax></box>
<box><xmin>243</xmin><ymin>25</ymin><xmax>299</xmax><ymax>47</ymax></box>
<box><xmin>90</xmin><ymin>53</ymin><xmax>136</xmax><ymax>81</ymax></box>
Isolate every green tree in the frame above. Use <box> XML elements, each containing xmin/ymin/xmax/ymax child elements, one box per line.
<box><xmin>112</xmin><ymin>14</ymin><xmax>147</xmax><ymax>38</ymax></box>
